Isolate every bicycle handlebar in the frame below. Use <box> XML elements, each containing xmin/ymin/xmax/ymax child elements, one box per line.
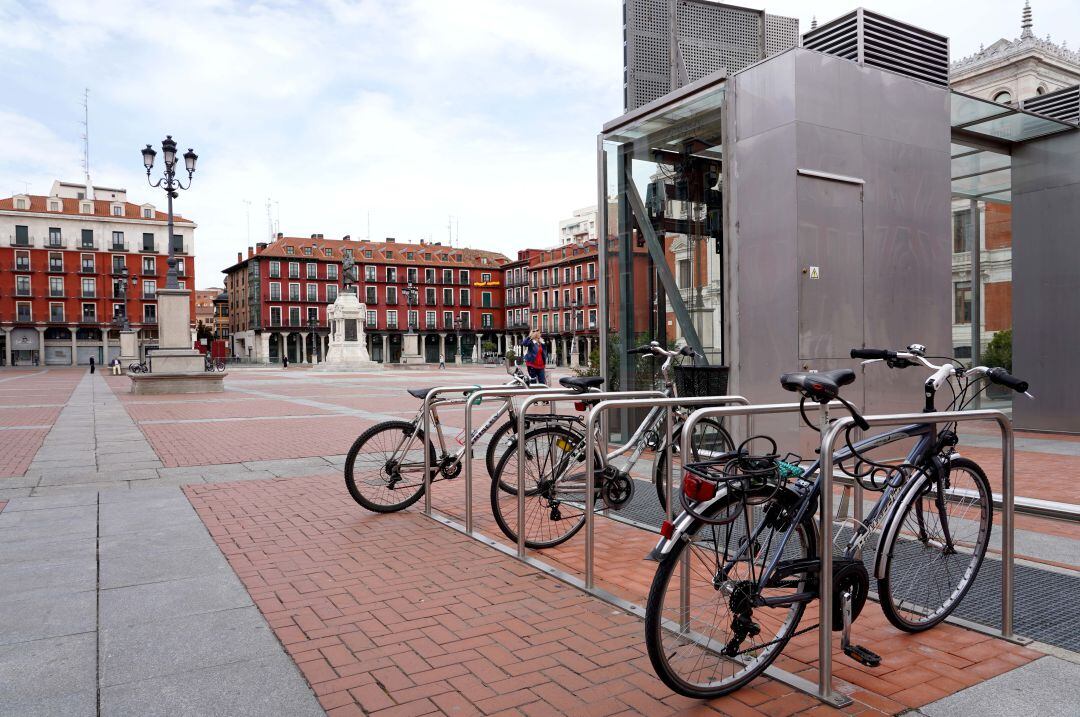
<box><xmin>986</xmin><ymin>367</ymin><xmax>1029</xmax><ymax>393</ymax></box>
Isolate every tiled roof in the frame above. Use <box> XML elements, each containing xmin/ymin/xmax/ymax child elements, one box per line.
<box><xmin>529</xmin><ymin>241</ymin><xmax>598</xmax><ymax>269</ymax></box>
<box><xmin>0</xmin><ymin>194</ymin><xmax>194</xmax><ymax>224</ymax></box>
<box><xmin>232</xmin><ymin>236</ymin><xmax>510</xmax><ymax>271</ymax></box>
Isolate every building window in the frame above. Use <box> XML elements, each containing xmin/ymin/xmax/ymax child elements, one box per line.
<box><xmin>48</xmin><ymin>252</ymin><xmax>63</xmax><ymax>272</ymax></box>
<box><xmin>49</xmin><ymin>276</ymin><xmax>64</xmax><ymax>297</ymax></box>
<box><xmin>285</xmin><ymin>245</ymin><xmax>295</xmax><ymax>255</ymax></box>
<box><xmin>288</xmin><ymin>261</ymin><xmax>299</xmax><ymax>278</ymax></box>
<box><xmin>459</xmin><ymin>289</ymin><xmax>470</xmax><ymax>306</ymax></box>
<box><xmin>142</xmin><ymin>257</ymin><xmax>155</xmax><ymax>275</ymax></box>
<box><xmin>327</xmin><ymin>264</ymin><xmax>338</xmax><ymax>280</ymax></box>
<box><xmin>82</xmin><ymin>277</ymin><xmax>96</xmax><ymax>298</ymax></box>
<box><xmin>386</xmin><ymin>310</ymin><xmax>398</xmax><ymax>329</ymax></box>
<box><xmin>82</xmin><ymin>303</ymin><xmax>97</xmax><ymax>321</ymax></box>
<box><xmin>408</xmin><ymin>310</ymin><xmax>418</xmax><ymax>328</ymax></box>
<box><xmin>364</xmin><ymin>250</ymin><xmax>373</xmax><ymax>258</ymax></box>
<box><xmin>365</xmin><ymin>286</ymin><xmax>377</xmax><ymax>304</ymax></box>
<box><xmin>443</xmin><ymin>311</ymin><xmax>453</xmax><ymax>328</ymax></box>
<box><xmin>442</xmin><ymin>269</ymin><xmax>453</xmax><ymax>284</ymax></box>
<box><xmin>443</xmin><ymin>287</ymin><xmax>453</xmax><ymax>305</ymax></box>
<box><xmin>954</xmin><ymin>281</ymin><xmax>972</xmax><ymax>324</ymax></box>
<box><xmin>13</xmin><ymin>225</ymin><xmax>29</xmax><ymax>246</ymax></box>
<box><xmin>143</xmin><ymin>304</ymin><xmax>157</xmax><ymax>324</ymax></box>
<box><xmin>143</xmin><ymin>280</ymin><xmax>157</xmax><ymax>299</ymax></box>
<box><xmin>269</xmin><ymin>261</ymin><xmax>281</xmax><ymax>278</ymax></box>
<box><xmin>993</xmin><ymin>90</ymin><xmax>1012</xmax><ymax>105</ymax></box>
<box><xmin>425</xmin><ymin>287</ymin><xmax>436</xmax><ymax>304</ymax></box>
<box><xmin>142</xmin><ymin>233</ymin><xmax>155</xmax><ymax>251</ymax></box>
<box><xmin>588</xmin><ymin>286</ymin><xmax>597</xmax><ymax>304</ymax></box>
<box><xmin>327</xmin><ymin>284</ymin><xmax>338</xmax><ymax>302</ymax></box>
<box><xmin>365</xmin><ymin>265</ymin><xmax>377</xmax><ymax>281</ymax></box>
<box><xmin>587</xmin><ymin>263</ymin><xmax>595</xmax><ymax>280</ymax></box>
<box><xmin>425</xmin><ymin>268</ymin><xmax>435</xmax><ymax>283</ymax></box>
<box><xmin>302</xmin><ymin>246</ymin><xmax>312</xmax><ymax>256</ymax></box>
<box><xmin>111</xmin><ymin>204</ymin><xmax>123</xmax><ymax>216</ymax></box>
<box><xmin>142</xmin><ymin>207</ymin><xmax>153</xmax><ymax>218</ymax></box>
<box><xmin>80</xmin><ymin>229</ymin><xmax>94</xmax><ymax>249</ymax></box>
<box><xmin>112</xmin><ymin>231</ymin><xmax>125</xmax><ymax>251</ymax></box>
<box><xmin>482</xmin><ymin>313</ymin><xmax>493</xmax><ymax>328</ymax></box>
<box><xmin>289</xmin><ymin>307</ymin><xmax>301</xmax><ymax>326</ymax></box>
<box><xmin>50</xmin><ymin>303</ymin><xmax>65</xmax><ymax>322</ymax></box>
<box><xmin>952</xmin><ymin>210</ymin><xmax>973</xmax><ymax>253</ymax></box>
<box><xmin>16</xmin><ymin>275</ymin><xmax>31</xmax><ymax>296</ymax></box>
<box><xmin>407</xmin><ymin>267</ymin><xmax>418</xmax><ymax>284</ymax></box>
<box><xmin>588</xmin><ymin>309</ymin><xmax>596</xmax><ymax>327</ymax></box>
<box><xmin>552</xmin><ymin>314</ymin><xmax>559</xmax><ymax>332</ymax></box>
<box><xmin>112</xmin><ymin>255</ymin><xmax>125</xmax><ymax>274</ymax></box>
<box><xmin>307</xmin><ymin>284</ymin><xmax>318</xmax><ymax>301</ymax></box>
<box><xmin>481</xmin><ymin>291</ymin><xmax>491</xmax><ymax>308</ymax></box>
<box><xmin>459</xmin><ymin>269</ymin><xmax>469</xmax><ymax>284</ymax></box>
<box><xmin>306</xmin><ymin>262</ymin><xmax>317</xmax><ymax>279</ymax></box>
<box><xmin>366</xmin><ymin>310</ymin><xmax>377</xmax><ymax>328</ymax></box>
<box><xmin>269</xmin><ymin>282</ymin><xmax>281</xmax><ymax>301</ymax></box>
<box><xmin>270</xmin><ymin>306</ymin><xmax>282</xmax><ymax>326</ymax></box>
<box><xmin>289</xmin><ymin>283</ymin><xmax>300</xmax><ymax>301</ymax></box>
<box><xmin>80</xmin><ymin>201</ymin><xmax>93</xmax><ymax>214</ymax></box>
<box><xmin>575</xmin><ymin>265</ymin><xmax>582</xmax><ymax>281</ymax></box>
<box><xmin>386</xmin><ymin>267</ymin><xmax>398</xmax><ymax>283</ymax></box>
<box><xmin>47</xmin><ymin>227</ymin><xmax>62</xmax><ymax>247</ymax></box>
<box><xmin>81</xmin><ymin>254</ymin><xmax>94</xmax><ymax>273</ymax></box>
<box><xmin>481</xmin><ymin>272</ymin><xmax>491</xmax><ymax>282</ymax></box>
<box><xmin>459</xmin><ymin>311</ymin><xmax>470</xmax><ymax>329</ymax></box>
<box><xmin>426</xmin><ymin>310</ymin><xmax>436</xmax><ymax>329</ymax></box>
<box><xmin>386</xmin><ymin>286</ymin><xmax>398</xmax><ymax>304</ymax></box>
<box><xmin>16</xmin><ymin>302</ymin><xmax>31</xmax><ymax>322</ymax></box>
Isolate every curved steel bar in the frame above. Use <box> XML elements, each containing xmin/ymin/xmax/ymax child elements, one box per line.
<box><xmin>582</xmin><ymin>395</ymin><xmax>750</xmax><ymax>588</ymax></box>
<box><xmin>818</xmin><ymin>408</ymin><xmax>1013</xmax><ymax>705</ymax></box>
<box><xmin>462</xmin><ymin>385</ymin><xmax>577</xmax><ymax>533</ymax></box>
<box><xmin>515</xmin><ymin>390</ymin><xmax>667</xmax><ymax>559</ymax></box>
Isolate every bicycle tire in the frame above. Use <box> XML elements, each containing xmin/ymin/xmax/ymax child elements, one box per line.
<box><xmin>485</xmin><ymin>419</ymin><xmax>515</xmax><ymax>480</ymax></box>
<box><xmin>877</xmin><ymin>456</ymin><xmax>991</xmax><ymax>632</ymax></box>
<box><xmin>654</xmin><ymin>418</ymin><xmax>733</xmax><ymax>512</ymax></box>
<box><xmin>344</xmin><ymin>420</ymin><xmax>435</xmax><ymax>513</ymax></box>
<box><xmin>645</xmin><ymin>486</ymin><xmax>816</xmax><ymax>699</ymax></box>
<box><xmin>489</xmin><ymin>423</ymin><xmax>596</xmax><ymax>549</ymax></box>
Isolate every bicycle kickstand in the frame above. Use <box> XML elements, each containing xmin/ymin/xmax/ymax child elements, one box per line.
<box><xmin>840</xmin><ymin>588</ymin><xmax>882</xmax><ymax>668</ymax></box>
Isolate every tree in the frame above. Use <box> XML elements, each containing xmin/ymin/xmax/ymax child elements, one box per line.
<box><xmin>196</xmin><ymin>320</ymin><xmax>214</xmax><ymax>343</ymax></box>
<box><xmin>983</xmin><ymin>328</ymin><xmax>1012</xmax><ymax>373</ymax></box>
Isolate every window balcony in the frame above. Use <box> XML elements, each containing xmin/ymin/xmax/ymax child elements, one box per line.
<box><xmin>142</xmin><ymin>316</ymin><xmax>158</xmax><ymax>325</ymax></box>
<box><xmin>16</xmin><ymin>312</ymin><xmax>32</xmax><ymax>323</ymax></box>
<box><xmin>48</xmin><ymin>263</ymin><xmax>65</xmax><ymax>273</ymax></box>
<box><xmin>9</xmin><ymin>235</ymin><xmax>34</xmax><ymax>247</ymax></box>
<box><xmin>15</xmin><ymin>262</ymin><xmax>31</xmax><ymax>272</ymax></box>
<box><xmin>82</xmin><ymin>313</ymin><xmax>98</xmax><ymax>322</ymax></box>
<box><xmin>386</xmin><ymin>321</ymin><xmax>399</xmax><ymax>330</ymax></box>
<box><xmin>82</xmin><ymin>291</ymin><xmax>96</xmax><ymax>299</ymax></box>
<box><xmin>80</xmin><ymin>240</ymin><xmax>97</xmax><ymax>250</ymax></box>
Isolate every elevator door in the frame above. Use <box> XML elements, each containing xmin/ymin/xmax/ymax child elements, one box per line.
<box><xmin>797</xmin><ymin>175</ymin><xmax>864</xmax><ymax>360</ymax></box>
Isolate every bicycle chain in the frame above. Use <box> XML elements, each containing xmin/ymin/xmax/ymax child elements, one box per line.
<box><xmin>729</xmin><ymin>623</ymin><xmax>819</xmax><ymax>657</ymax></box>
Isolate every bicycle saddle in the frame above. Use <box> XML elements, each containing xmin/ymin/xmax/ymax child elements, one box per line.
<box><xmin>559</xmin><ymin>376</ymin><xmax>605</xmax><ymax>392</ymax></box>
<box><xmin>407</xmin><ymin>387</ymin><xmax>440</xmax><ymax>399</ymax></box>
<box><xmin>780</xmin><ymin>369</ymin><xmax>856</xmax><ymax>403</ymax></box>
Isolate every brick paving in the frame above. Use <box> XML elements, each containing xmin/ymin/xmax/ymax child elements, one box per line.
<box><xmin>0</xmin><ymin>429</ymin><xmax>51</xmax><ymax>479</ymax></box>
<box><xmin>186</xmin><ymin>474</ymin><xmax>1044</xmax><ymax>716</ymax></box>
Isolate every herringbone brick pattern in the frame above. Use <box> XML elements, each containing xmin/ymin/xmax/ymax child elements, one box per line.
<box><xmin>185</xmin><ymin>475</ymin><xmax>1040</xmax><ymax>716</ymax></box>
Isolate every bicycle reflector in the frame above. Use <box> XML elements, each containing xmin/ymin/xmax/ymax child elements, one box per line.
<box><xmin>682</xmin><ymin>475</ymin><xmax>717</xmax><ymax>502</ymax></box>
<box><xmin>660</xmin><ymin>520</ymin><xmax>675</xmax><ymax>539</ymax></box>
<box><xmin>554</xmin><ymin>437</ymin><xmax>573</xmax><ymax>452</ymax></box>
<box><xmin>574</xmin><ymin>401</ymin><xmax>586</xmax><ymax>411</ymax></box>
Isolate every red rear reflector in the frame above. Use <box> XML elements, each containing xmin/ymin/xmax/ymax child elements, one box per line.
<box><xmin>574</xmin><ymin>401</ymin><xmax>586</xmax><ymax>411</ymax></box>
<box><xmin>660</xmin><ymin>520</ymin><xmax>674</xmax><ymax>539</ymax></box>
<box><xmin>682</xmin><ymin>476</ymin><xmax>717</xmax><ymax>502</ymax></box>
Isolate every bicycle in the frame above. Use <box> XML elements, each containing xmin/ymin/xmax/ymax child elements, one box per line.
<box><xmin>128</xmin><ymin>361</ymin><xmax>149</xmax><ymax>373</ymax></box>
<box><xmin>344</xmin><ymin>357</ymin><xmax>574</xmax><ymax>512</ymax></box>
<box><xmin>643</xmin><ymin>344</ymin><xmax>1030</xmax><ymax>698</ymax></box>
<box><xmin>488</xmin><ymin>341</ymin><xmax>734</xmax><ymax>549</ymax></box>
<box><xmin>204</xmin><ymin>356</ymin><xmax>226</xmax><ymax>372</ymax></box>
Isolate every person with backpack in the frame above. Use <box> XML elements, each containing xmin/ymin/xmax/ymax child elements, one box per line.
<box><xmin>521</xmin><ymin>330</ymin><xmax>547</xmax><ymax>386</ymax></box>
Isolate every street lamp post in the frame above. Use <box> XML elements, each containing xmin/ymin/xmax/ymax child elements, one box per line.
<box><xmin>142</xmin><ymin>137</ymin><xmax>197</xmax><ymax>290</ymax></box>
<box><xmin>307</xmin><ymin>316</ymin><xmax>319</xmax><ymax>362</ymax></box>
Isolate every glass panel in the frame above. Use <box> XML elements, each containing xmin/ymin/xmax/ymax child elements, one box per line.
<box><xmin>952</xmin><ymin>168</ymin><xmax>1012</xmax><ymax>198</ymax></box>
<box><xmin>961</xmin><ymin>111</ymin><xmax>1073</xmax><ymax>142</ymax></box>
<box><xmin>951</xmin><ymin>150</ymin><xmax>1010</xmax><ymax>179</ymax></box>
<box><xmin>950</xmin><ymin>92</ymin><xmax>1012</xmax><ymax>126</ymax></box>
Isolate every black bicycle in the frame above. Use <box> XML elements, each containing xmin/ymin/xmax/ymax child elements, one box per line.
<box><xmin>643</xmin><ymin>344</ymin><xmax>1030</xmax><ymax>698</ymax></box>
<box><xmin>128</xmin><ymin>360</ymin><xmax>149</xmax><ymax>373</ymax></box>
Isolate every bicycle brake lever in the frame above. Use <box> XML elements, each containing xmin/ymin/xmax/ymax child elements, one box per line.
<box><xmin>860</xmin><ymin>359</ymin><xmax>883</xmax><ymax>367</ymax></box>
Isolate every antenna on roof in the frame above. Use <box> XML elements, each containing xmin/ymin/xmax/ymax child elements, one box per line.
<box><xmin>366</xmin><ymin>211</ymin><xmax>371</xmax><ymax>241</ymax></box>
<box><xmin>80</xmin><ymin>88</ymin><xmax>94</xmax><ymax>200</ymax></box>
<box><xmin>242</xmin><ymin>199</ymin><xmax>252</xmax><ymax>243</ymax></box>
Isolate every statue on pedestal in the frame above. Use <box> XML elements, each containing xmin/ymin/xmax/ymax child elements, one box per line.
<box><xmin>316</xmin><ymin>253</ymin><xmax>380</xmax><ymax>371</ymax></box>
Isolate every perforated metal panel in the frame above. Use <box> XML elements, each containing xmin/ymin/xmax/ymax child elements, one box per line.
<box><xmin>624</xmin><ymin>0</ymin><xmax>799</xmax><ymax>110</ymax></box>
<box><xmin>1023</xmin><ymin>85</ymin><xmax>1080</xmax><ymax>125</ymax></box>
<box><xmin>802</xmin><ymin>8</ymin><xmax>949</xmax><ymax>87</ymax></box>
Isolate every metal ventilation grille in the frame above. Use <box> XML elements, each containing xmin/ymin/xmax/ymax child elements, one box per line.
<box><xmin>1023</xmin><ymin>85</ymin><xmax>1080</xmax><ymax>125</ymax></box>
<box><xmin>802</xmin><ymin>8</ymin><xmax>949</xmax><ymax>87</ymax></box>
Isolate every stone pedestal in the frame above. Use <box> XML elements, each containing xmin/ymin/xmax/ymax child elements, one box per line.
<box><xmin>315</xmin><ymin>291</ymin><xmax>380</xmax><ymax>372</ymax></box>
<box><xmin>119</xmin><ymin>330</ymin><xmax>139</xmax><ymax>363</ymax></box>
<box><xmin>128</xmin><ymin>286</ymin><xmax>224</xmax><ymax>393</ymax></box>
<box><xmin>399</xmin><ymin>332</ymin><xmax>424</xmax><ymax>364</ymax></box>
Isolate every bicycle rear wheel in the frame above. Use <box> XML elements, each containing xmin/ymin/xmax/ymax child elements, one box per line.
<box><xmin>489</xmin><ymin>424</ymin><xmax>597</xmax><ymax>549</ymax></box>
<box><xmin>877</xmin><ymin>457</ymin><xmax>991</xmax><ymax>632</ymax></box>
<box><xmin>344</xmin><ymin>420</ymin><xmax>435</xmax><ymax>513</ymax></box>
<box><xmin>645</xmin><ymin>486</ymin><xmax>816</xmax><ymax>698</ymax></box>
<box><xmin>655</xmin><ymin>418</ymin><xmax>733</xmax><ymax>512</ymax></box>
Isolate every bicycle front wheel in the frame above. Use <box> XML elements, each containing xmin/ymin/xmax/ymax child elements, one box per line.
<box><xmin>645</xmin><ymin>487</ymin><xmax>816</xmax><ymax>699</ymax></box>
<box><xmin>344</xmin><ymin>420</ymin><xmax>435</xmax><ymax>513</ymax></box>
<box><xmin>655</xmin><ymin>418</ymin><xmax>733</xmax><ymax>512</ymax></box>
<box><xmin>877</xmin><ymin>457</ymin><xmax>992</xmax><ymax>632</ymax></box>
<box><xmin>489</xmin><ymin>424</ymin><xmax>596</xmax><ymax>549</ymax></box>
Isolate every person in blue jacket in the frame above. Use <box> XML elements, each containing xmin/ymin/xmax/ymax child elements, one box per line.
<box><xmin>521</xmin><ymin>330</ymin><xmax>547</xmax><ymax>385</ymax></box>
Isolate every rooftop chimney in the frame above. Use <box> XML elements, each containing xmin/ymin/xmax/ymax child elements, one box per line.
<box><xmin>276</xmin><ymin>232</ymin><xmax>283</xmax><ymax>240</ymax></box>
<box><xmin>237</xmin><ymin>251</ymin><xmax>242</xmax><ymax>263</ymax></box>
<box><xmin>311</xmin><ymin>233</ymin><xmax>318</xmax><ymax>239</ymax></box>
<box><xmin>342</xmin><ymin>234</ymin><xmax>351</xmax><ymax>241</ymax></box>
<box><xmin>385</xmin><ymin>237</ymin><xmax>396</xmax><ymax>243</ymax></box>
<box><xmin>248</xmin><ymin>246</ymin><xmax>254</xmax><ymax>258</ymax></box>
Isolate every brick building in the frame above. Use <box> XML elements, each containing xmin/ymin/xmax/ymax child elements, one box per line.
<box><xmin>194</xmin><ymin>287</ymin><xmax>220</xmax><ymax>334</ymax></box>
<box><xmin>223</xmin><ymin>235</ymin><xmax>510</xmax><ymax>364</ymax></box>
<box><xmin>0</xmin><ymin>180</ymin><xmax>196</xmax><ymax>366</ymax></box>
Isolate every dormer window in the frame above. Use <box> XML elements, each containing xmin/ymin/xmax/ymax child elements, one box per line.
<box><xmin>14</xmin><ymin>197</ymin><xmax>28</xmax><ymax>210</ymax></box>
<box><xmin>324</xmin><ymin>248</ymin><xmax>332</xmax><ymax>257</ymax></box>
<box><xmin>48</xmin><ymin>200</ymin><xmax>61</xmax><ymax>212</ymax></box>
<box><xmin>80</xmin><ymin>201</ymin><xmax>93</xmax><ymax>214</ymax></box>
<box><xmin>285</xmin><ymin>246</ymin><xmax>295</xmax><ymax>255</ymax></box>
<box><xmin>302</xmin><ymin>246</ymin><xmax>312</xmax><ymax>255</ymax></box>
<box><xmin>142</xmin><ymin>206</ymin><xmax>153</xmax><ymax>219</ymax></box>
<box><xmin>111</xmin><ymin>204</ymin><xmax>123</xmax><ymax>216</ymax></box>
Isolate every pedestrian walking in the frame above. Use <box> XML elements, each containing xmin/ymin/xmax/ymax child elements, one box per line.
<box><xmin>521</xmin><ymin>330</ymin><xmax>547</xmax><ymax>386</ymax></box>
<box><xmin>438</xmin><ymin>353</ymin><xmax>446</xmax><ymax>369</ymax></box>
<box><xmin>89</xmin><ymin>356</ymin><xmax>95</xmax><ymax>374</ymax></box>
<box><xmin>282</xmin><ymin>354</ymin><xmax>289</xmax><ymax>369</ymax></box>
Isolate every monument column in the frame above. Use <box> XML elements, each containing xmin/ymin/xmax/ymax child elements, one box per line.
<box><xmin>299</xmin><ymin>331</ymin><xmax>308</xmax><ymax>363</ymax></box>
<box><xmin>381</xmin><ymin>335</ymin><xmax>388</xmax><ymax>364</ymax></box>
<box><xmin>69</xmin><ymin>326</ymin><xmax>78</xmax><ymax>366</ymax></box>
<box><xmin>439</xmin><ymin>333</ymin><xmax>446</xmax><ymax>364</ymax></box>
<box><xmin>36</xmin><ymin>326</ymin><xmax>46</xmax><ymax>365</ymax></box>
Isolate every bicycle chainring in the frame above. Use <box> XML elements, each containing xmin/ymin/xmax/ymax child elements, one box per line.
<box><xmin>831</xmin><ymin>559</ymin><xmax>869</xmax><ymax>630</ymax></box>
<box><xmin>600</xmin><ymin>469</ymin><xmax>635</xmax><ymax>509</ymax></box>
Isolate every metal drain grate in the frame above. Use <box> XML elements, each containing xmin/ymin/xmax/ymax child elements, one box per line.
<box><xmin>611</xmin><ymin>479</ymin><xmax>1080</xmax><ymax>652</ymax></box>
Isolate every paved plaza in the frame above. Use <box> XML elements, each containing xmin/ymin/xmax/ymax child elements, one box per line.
<box><xmin>1</xmin><ymin>366</ymin><xmax>1078</xmax><ymax>716</ymax></box>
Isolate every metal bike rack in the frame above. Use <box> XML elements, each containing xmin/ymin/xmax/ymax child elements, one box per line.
<box><xmin>818</xmin><ymin>409</ymin><xmax>1015</xmax><ymax>705</ymax></box>
<box><xmin>581</xmin><ymin>395</ymin><xmax>751</xmax><ymax>588</ymax></box>
<box><xmin>421</xmin><ymin>383</ymin><xmax>552</xmax><ymax>516</ymax></box>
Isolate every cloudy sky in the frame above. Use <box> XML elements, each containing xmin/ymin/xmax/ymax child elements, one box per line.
<box><xmin>1</xmin><ymin>0</ymin><xmax>1076</xmax><ymax>287</ymax></box>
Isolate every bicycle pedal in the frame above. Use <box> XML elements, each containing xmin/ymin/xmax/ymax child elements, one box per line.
<box><xmin>843</xmin><ymin>644</ymin><xmax>881</xmax><ymax>668</ymax></box>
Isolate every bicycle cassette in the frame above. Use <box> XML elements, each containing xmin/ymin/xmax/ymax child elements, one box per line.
<box><xmin>601</xmin><ymin>470</ymin><xmax>635</xmax><ymax>510</ymax></box>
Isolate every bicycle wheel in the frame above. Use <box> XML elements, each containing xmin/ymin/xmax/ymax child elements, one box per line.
<box><xmin>877</xmin><ymin>457</ymin><xmax>991</xmax><ymax>632</ymax></box>
<box><xmin>344</xmin><ymin>420</ymin><xmax>435</xmax><ymax>513</ymax></box>
<box><xmin>485</xmin><ymin>419</ymin><xmax>516</xmax><ymax>480</ymax></box>
<box><xmin>215</xmin><ymin>360</ymin><xmax>226</xmax><ymax>372</ymax></box>
<box><xmin>489</xmin><ymin>424</ymin><xmax>596</xmax><ymax>549</ymax></box>
<box><xmin>655</xmin><ymin>418</ymin><xmax>733</xmax><ymax>512</ymax></box>
<box><xmin>645</xmin><ymin>486</ymin><xmax>816</xmax><ymax>699</ymax></box>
